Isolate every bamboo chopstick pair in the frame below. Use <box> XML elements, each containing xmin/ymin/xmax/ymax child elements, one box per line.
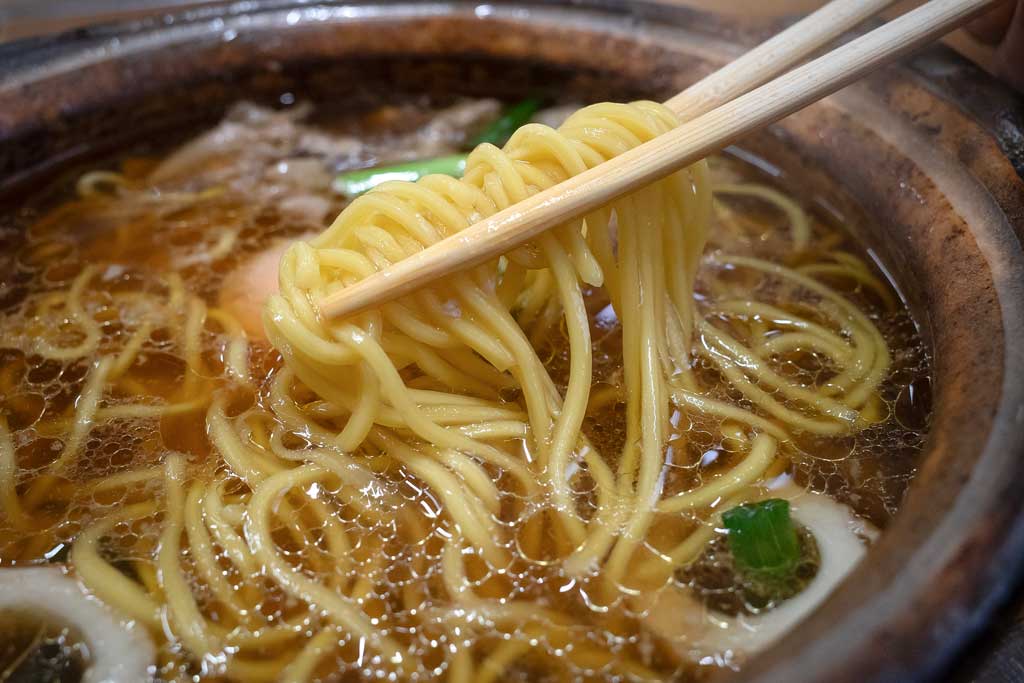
<box><xmin>318</xmin><ymin>0</ymin><xmax>1000</xmax><ymax>321</ymax></box>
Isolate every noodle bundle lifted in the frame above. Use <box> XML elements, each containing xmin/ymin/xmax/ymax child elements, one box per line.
<box><xmin>261</xmin><ymin>100</ymin><xmax>891</xmax><ymax>670</ymax></box>
<box><xmin>267</xmin><ymin>101</ymin><xmax>714</xmax><ymax>581</ymax></box>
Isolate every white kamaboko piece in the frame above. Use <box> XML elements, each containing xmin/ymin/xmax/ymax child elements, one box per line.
<box><xmin>0</xmin><ymin>567</ymin><xmax>155</xmax><ymax>683</ymax></box>
<box><xmin>643</xmin><ymin>482</ymin><xmax>877</xmax><ymax>661</ymax></box>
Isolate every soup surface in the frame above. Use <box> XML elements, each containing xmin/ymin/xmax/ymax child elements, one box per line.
<box><xmin>0</xmin><ymin>97</ymin><xmax>930</xmax><ymax>682</ymax></box>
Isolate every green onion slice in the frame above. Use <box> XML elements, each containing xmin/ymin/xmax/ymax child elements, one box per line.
<box><xmin>334</xmin><ymin>98</ymin><xmax>543</xmax><ymax>198</ymax></box>
<box><xmin>466</xmin><ymin>97</ymin><xmax>542</xmax><ymax>149</ymax></box>
<box><xmin>723</xmin><ymin>498</ymin><xmax>801</xmax><ymax>578</ymax></box>
<box><xmin>333</xmin><ymin>154</ymin><xmax>467</xmax><ymax>198</ymax></box>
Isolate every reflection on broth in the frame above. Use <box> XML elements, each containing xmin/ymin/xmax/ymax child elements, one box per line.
<box><xmin>0</xmin><ymin>98</ymin><xmax>929</xmax><ymax>682</ymax></box>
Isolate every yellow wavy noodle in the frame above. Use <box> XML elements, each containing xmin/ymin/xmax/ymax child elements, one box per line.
<box><xmin>0</xmin><ymin>99</ymin><xmax>906</xmax><ymax>682</ymax></box>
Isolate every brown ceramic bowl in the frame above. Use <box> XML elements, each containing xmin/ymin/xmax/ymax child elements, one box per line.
<box><xmin>1</xmin><ymin>2</ymin><xmax>1023</xmax><ymax>681</ymax></box>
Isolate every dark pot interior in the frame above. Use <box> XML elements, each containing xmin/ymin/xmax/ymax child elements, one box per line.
<box><xmin>2</xmin><ymin>2</ymin><xmax>1024</xmax><ymax>681</ymax></box>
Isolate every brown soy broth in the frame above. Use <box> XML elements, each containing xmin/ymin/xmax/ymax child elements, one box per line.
<box><xmin>0</xmin><ymin>611</ymin><xmax>86</xmax><ymax>683</ymax></box>
<box><xmin>537</xmin><ymin>151</ymin><xmax>929</xmax><ymax>529</ymax></box>
<box><xmin>707</xmin><ymin>153</ymin><xmax>929</xmax><ymax>526</ymax></box>
<box><xmin>0</xmin><ymin>97</ymin><xmax>930</xmax><ymax>681</ymax></box>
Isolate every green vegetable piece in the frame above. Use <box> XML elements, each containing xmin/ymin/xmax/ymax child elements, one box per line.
<box><xmin>723</xmin><ymin>498</ymin><xmax>801</xmax><ymax>578</ymax></box>
<box><xmin>467</xmin><ymin>98</ymin><xmax>542</xmax><ymax>149</ymax></box>
<box><xmin>333</xmin><ymin>154</ymin><xmax>468</xmax><ymax>198</ymax></box>
<box><xmin>333</xmin><ymin>99</ymin><xmax>542</xmax><ymax>198</ymax></box>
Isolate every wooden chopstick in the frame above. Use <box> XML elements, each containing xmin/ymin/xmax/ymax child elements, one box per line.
<box><xmin>318</xmin><ymin>0</ymin><xmax>895</xmax><ymax>320</ymax></box>
<box><xmin>666</xmin><ymin>0</ymin><xmax>899</xmax><ymax>118</ymax></box>
<box><xmin>319</xmin><ymin>0</ymin><xmax>998</xmax><ymax>321</ymax></box>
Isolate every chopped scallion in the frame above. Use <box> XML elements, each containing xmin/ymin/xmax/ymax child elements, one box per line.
<box><xmin>333</xmin><ymin>98</ymin><xmax>542</xmax><ymax>198</ymax></box>
<box><xmin>333</xmin><ymin>154</ymin><xmax>467</xmax><ymax>198</ymax></box>
<box><xmin>723</xmin><ymin>498</ymin><xmax>801</xmax><ymax>579</ymax></box>
<box><xmin>466</xmin><ymin>97</ymin><xmax>542</xmax><ymax>149</ymax></box>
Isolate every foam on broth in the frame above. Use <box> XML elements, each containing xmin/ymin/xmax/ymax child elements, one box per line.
<box><xmin>0</xmin><ymin>98</ymin><xmax>930</xmax><ymax>682</ymax></box>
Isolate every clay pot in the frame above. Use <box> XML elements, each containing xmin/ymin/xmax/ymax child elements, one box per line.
<box><xmin>1</xmin><ymin>2</ymin><xmax>1023</xmax><ymax>680</ymax></box>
